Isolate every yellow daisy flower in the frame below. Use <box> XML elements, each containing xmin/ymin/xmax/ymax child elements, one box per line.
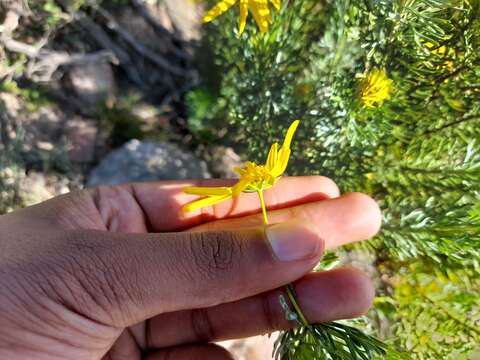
<box><xmin>183</xmin><ymin>120</ymin><xmax>299</xmax><ymax>215</ymax></box>
<box><xmin>203</xmin><ymin>0</ymin><xmax>281</xmax><ymax>35</ymax></box>
<box><xmin>358</xmin><ymin>69</ymin><xmax>394</xmax><ymax>108</ymax></box>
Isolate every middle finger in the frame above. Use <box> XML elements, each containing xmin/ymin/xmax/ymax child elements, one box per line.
<box><xmin>189</xmin><ymin>192</ymin><xmax>382</xmax><ymax>250</ymax></box>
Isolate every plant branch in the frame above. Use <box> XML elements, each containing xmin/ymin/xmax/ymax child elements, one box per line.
<box><xmin>422</xmin><ymin>114</ymin><xmax>480</xmax><ymax>135</ymax></box>
<box><xmin>93</xmin><ymin>5</ymin><xmax>188</xmax><ymax>78</ymax></box>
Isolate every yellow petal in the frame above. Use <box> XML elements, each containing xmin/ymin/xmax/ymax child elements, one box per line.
<box><xmin>276</xmin><ymin>147</ymin><xmax>291</xmax><ymax>175</ymax></box>
<box><xmin>250</xmin><ymin>0</ymin><xmax>272</xmax><ymax>32</ymax></box>
<box><xmin>184</xmin><ymin>186</ymin><xmax>232</xmax><ymax>196</ymax></box>
<box><xmin>269</xmin><ymin>120</ymin><xmax>299</xmax><ymax>177</ymax></box>
<box><xmin>280</xmin><ymin>120</ymin><xmax>300</xmax><ymax>152</ymax></box>
<box><xmin>182</xmin><ymin>194</ymin><xmax>232</xmax><ymax>213</ymax></box>
<box><xmin>266</xmin><ymin>142</ymin><xmax>279</xmax><ymax>171</ymax></box>
<box><xmin>203</xmin><ymin>0</ymin><xmax>238</xmax><ymax>23</ymax></box>
<box><xmin>238</xmin><ymin>0</ymin><xmax>248</xmax><ymax>35</ymax></box>
<box><xmin>270</xmin><ymin>0</ymin><xmax>281</xmax><ymax>10</ymax></box>
<box><xmin>231</xmin><ymin>176</ymin><xmax>251</xmax><ymax>196</ymax></box>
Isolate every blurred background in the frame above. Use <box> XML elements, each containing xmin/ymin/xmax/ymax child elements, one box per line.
<box><xmin>1</xmin><ymin>0</ymin><xmax>479</xmax><ymax>359</ymax></box>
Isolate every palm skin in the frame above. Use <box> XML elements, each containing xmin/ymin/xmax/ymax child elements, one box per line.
<box><xmin>0</xmin><ymin>177</ymin><xmax>381</xmax><ymax>359</ymax></box>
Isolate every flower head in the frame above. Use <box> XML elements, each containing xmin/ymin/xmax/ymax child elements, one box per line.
<box><xmin>183</xmin><ymin>120</ymin><xmax>299</xmax><ymax>212</ymax></box>
<box><xmin>358</xmin><ymin>69</ymin><xmax>394</xmax><ymax>108</ymax></box>
<box><xmin>203</xmin><ymin>0</ymin><xmax>281</xmax><ymax>35</ymax></box>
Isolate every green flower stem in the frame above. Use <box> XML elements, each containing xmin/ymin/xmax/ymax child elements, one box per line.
<box><xmin>257</xmin><ymin>190</ymin><xmax>270</xmax><ymax>226</ymax></box>
<box><xmin>285</xmin><ymin>284</ymin><xmax>310</xmax><ymax>327</ymax></box>
<box><xmin>257</xmin><ymin>190</ymin><xmax>310</xmax><ymax>328</ymax></box>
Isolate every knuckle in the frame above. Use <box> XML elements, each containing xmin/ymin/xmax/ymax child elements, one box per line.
<box><xmin>188</xmin><ymin>231</ymin><xmax>243</xmax><ymax>280</ymax></box>
<box><xmin>89</xmin><ymin>186</ymin><xmax>125</xmax><ymax>231</ymax></box>
<box><xmin>190</xmin><ymin>308</ymin><xmax>215</xmax><ymax>342</ymax></box>
<box><xmin>262</xmin><ymin>292</ymin><xmax>281</xmax><ymax>331</ymax></box>
<box><xmin>53</xmin><ymin>232</ymin><xmax>137</xmax><ymax>325</ymax></box>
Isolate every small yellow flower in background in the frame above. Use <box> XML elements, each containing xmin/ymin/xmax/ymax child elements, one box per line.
<box><xmin>425</xmin><ymin>42</ymin><xmax>448</xmax><ymax>56</ymax></box>
<box><xmin>183</xmin><ymin>120</ymin><xmax>299</xmax><ymax>216</ymax></box>
<box><xmin>358</xmin><ymin>69</ymin><xmax>394</xmax><ymax>108</ymax></box>
<box><xmin>424</xmin><ymin>42</ymin><xmax>455</xmax><ymax>72</ymax></box>
<box><xmin>203</xmin><ymin>0</ymin><xmax>281</xmax><ymax>35</ymax></box>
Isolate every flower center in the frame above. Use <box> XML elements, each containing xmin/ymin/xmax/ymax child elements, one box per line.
<box><xmin>237</xmin><ymin>162</ymin><xmax>278</xmax><ymax>192</ymax></box>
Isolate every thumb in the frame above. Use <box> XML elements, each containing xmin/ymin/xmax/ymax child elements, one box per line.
<box><xmin>61</xmin><ymin>221</ymin><xmax>324</xmax><ymax>327</ymax></box>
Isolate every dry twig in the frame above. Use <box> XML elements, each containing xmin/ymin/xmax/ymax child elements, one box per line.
<box><xmin>93</xmin><ymin>6</ymin><xmax>187</xmax><ymax>77</ymax></box>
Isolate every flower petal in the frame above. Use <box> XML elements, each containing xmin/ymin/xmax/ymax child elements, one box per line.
<box><xmin>276</xmin><ymin>147</ymin><xmax>291</xmax><ymax>175</ymax></box>
<box><xmin>184</xmin><ymin>186</ymin><xmax>232</xmax><ymax>196</ymax></box>
<box><xmin>250</xmin><ymin>0</ymin><xmax>272</xmax><ymax>32</ymax></box>
<box><xmin>182</xmin><ymin>194</ymin><xmax>233</xmax><ymax>213</ymax></box>
<box><xmin>203</xmin><ymin>0</ymin><xmax>238</xmax><ymax>23</ymax></box>
<box><xmin>232</xmin><ymin>176</ymin><xmax>251</xmax><ymax>196</ymax></box>
<box><xmin>280</xmin><ymin>120</ymin><xmax>300</xmax><ymax>152</ymax></box>
<box><xmin>238</xmin><ymin>0</ymin><xmax>249</xmax><ymax>35</ymax></box>
<box><xmin>266</xmin><ymin>142</ymin><xmax>279</xmax><ymax>171</ymax></box>
<box><xmin>270</xmin><ymin>0</ymin><xmax>281</xmax><ymax>11</ymax></box>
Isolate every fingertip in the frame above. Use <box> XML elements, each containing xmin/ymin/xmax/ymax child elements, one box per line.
<box><xmin>339</xmin><ymin>267</ymin><xmax>375</xmax><ymax>317</ymax></box>
<box><xmin>342</xmin><ymin>192</ymin><xmax>382</xmax><ymax>240</ymax></box>
<box><xmin>310</xmin><ymin>176</ymin><xmax>341</xmax><ymax>199</ymax></box>
<box><xmin>296</xmin><ymin>267</ymin><xmax>375</xmax><ymax>322</ymax></box>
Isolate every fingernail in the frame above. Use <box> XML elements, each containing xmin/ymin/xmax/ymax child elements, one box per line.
<box><xmin>266</xmin><ymin>222</ymin><xmax>321</xmax><ymax>262</ymax></box>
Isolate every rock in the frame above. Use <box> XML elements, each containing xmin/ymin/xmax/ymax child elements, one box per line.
<box><xmin>36</xmin><ymin>141</ymin><xmax>54</xmax><ymax>151</ymax></box>
<box><xmin>65</xmin><ymin>118</ymin><xmax>98</xmax><ymax>163</ymax></box>
<box><xmin>0</xmin><ymin>48</ymin><xmax>6</xmax><ymax>75</ymax></box>
<box><xmin>0</xmin><ymin>0</ymin><xmax>30</xmax><ymax>14</ymax></box>
<box><xmin>0</xmin><ymin>92</ymin><xmax>21</xmax><ymax>117</ymax></box>
<box><xmin>164</xmin><ymin>0</ymin><xmax>204</xmax><ymax>41</ymax></box>
<box><xmin>19</xmin><ymin>171</ymin><xmax>71</xmax><ymax>207</ymax></box>
<box><xmin>116</xmin><ymin>7</ymin><xmax>166</xmax><ymax>53</ymax></box>
<box><xmin>115</xmin><ymin>0</ymin><xmax>203</xmax><ymax>55</ymax></box>
<box><xmin>64</xmin><ymin>61</ymin><xmax>115</xmax><ymax>108</ymax></box>
<box><xmin>1</xmin><ymin>9</ymin><xmax>20</xmax><ymax>34</ymax></box>
<box><xmin>87</xmin><ymin>140</ymin><xmax>211</xmax><ymax>187</ymax></box>
<box><xmin>22</xmin><ymin>107</ymin><xmax>64</xmax><ymax>151</ymax></box>
<box><xmin>207</xmin><ymin>146</ymin><xmax>243</xmax><ymax>178</ymax></box>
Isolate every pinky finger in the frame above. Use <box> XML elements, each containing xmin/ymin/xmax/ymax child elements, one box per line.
<box><xmin>145</xmin><ymin>344</ymin><xmax>233</xmax><ymax>360</ymax></box>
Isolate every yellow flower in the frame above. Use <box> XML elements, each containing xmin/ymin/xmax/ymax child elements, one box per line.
<box><xmin>183</xmin><ymin>120</ymin><xmax>299</xmax><ymax>212</ymax></box>
<box><xmin>358</xmin><ymin>69</ymin><xmax>394</xmax><ymax>108</ymax></box>
<box><xmin>203</xmin><ymin>0</ymin><xmax>281</xmax><ymax>35</ymax></box>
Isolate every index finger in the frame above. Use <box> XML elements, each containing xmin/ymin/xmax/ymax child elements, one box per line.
<box><xmin>130</xmin><ymin>176</ymin><xmax>339</xmax><ymax>232</ymax></box>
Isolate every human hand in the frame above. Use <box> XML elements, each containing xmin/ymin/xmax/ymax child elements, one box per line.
<box><xmin>0</xmin><ymin>176</ymin><xmax>381</xmax><ymax>360</ymax></box>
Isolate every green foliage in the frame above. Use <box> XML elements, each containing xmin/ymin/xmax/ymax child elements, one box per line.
<box><xmin>97</xmin><ymin>96</ymin><xmax>146</xmax><ymax>147</ymax></box>
<box><xmin>0</xmin><ymin>159</ymin><xmax>23</xmax><ymax>215</ymax></box>
<box><xmin>392</xmin><ymin>261</ymin><xmax>480</xmax><ymax>359</ymax></box>
<box><xmin>274</xmin><ymin>322</ymin><xmax>403</xmax><ymax>360</ymax></box>
<box><xmin>42</xmin><ymin>1</ymin><xmax>65</xmax><ymax>27</ymax></box>
<box><xmin>27</xmin><ymin>0</ymin><xmax>72</xmax><ymax>30</ymax></box>
<box><xmin>186</xmin><ymin>88</ymin><xmax>218</xmax><ymax>135</ymax></box>
<box><xmin>190</xmin><ymin>0</ymin><xmax>480</xmax><ymax>357</ymax></box>
<box><xmin>96</xmin><ymin>93</ymin><xmax>171</xmax><ymax>147</ymax></box>
<box><xmin>196</xmin><ymin>0</ymin><xmax>329</xmax><ymax>154</ymax></box>
<box><xmin>0</xmin><ymin>104</ymin><xmax>25</xmax><ymax>214</ymax></box>
<box><xmin>0</xmin><ymin>81</ymin><xmax>52</xmax><ymax>112</ymax></box>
